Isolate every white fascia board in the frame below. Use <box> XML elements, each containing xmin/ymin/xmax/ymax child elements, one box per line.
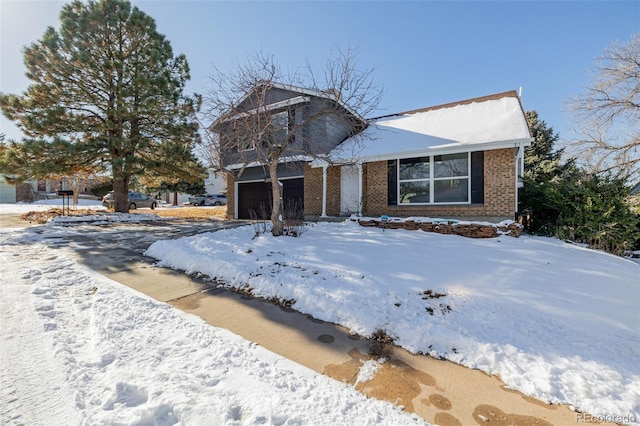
<box><xmin>262</xmin><ymin>96</ymin><xmax>311</xmax><ymax>112</ymax></box>
<box><xmin>220</xmin><ymin>96</ymin><xmax>311</xmax><ymax>123</ymax></box>
<box><xmin>309</xmin><ymin>158</ymin><xmax>331</xmax><ymax>168</ymax></box>
<box><xmin>314</xmin><ymin>137</ymin><xmax>533</xmax><ymax>167</ymax></box>
<box><xmin>268</xmin><ymin>82</ymin><xmax>365</xmax><ymax>121</ymax></box>
<box><xmin>241</xmin><ymin>82</ymin><xmax>366</xmax><ymax>123</ymax></box>
<box><xmin>225</xmin><ymin>155</ymin><xmax>313</xmax><ymax>171</ymax></box>
<box><xmin>270</xmin><ymin>82</ymin><xmax>330</xmax><ymax>100</ymax></box>
<box><xmin>235</xmin><ymin>82</ymin><xmax>314</xmax><ymax>107</ymax></box>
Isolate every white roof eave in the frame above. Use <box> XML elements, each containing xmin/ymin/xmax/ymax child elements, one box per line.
<box><xmin>225</xmin><ymin>155</ymin><xmax>314</xmax><ymax>171</ymax></box>
<box><xmin>313</xmin><ymin>137</ymin><xmax>533</xmax><ymax>167</ymax></box>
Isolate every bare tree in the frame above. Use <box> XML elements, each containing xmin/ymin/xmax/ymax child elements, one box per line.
<box><xmin>568</xmin><ymin>34</ymin><xmax>640</xmax><ymax>178</ymax></box>
<box><xmin>202</xmin><ymin>49</ymin><xmax>382</xmax><ymax>236</ymax></box>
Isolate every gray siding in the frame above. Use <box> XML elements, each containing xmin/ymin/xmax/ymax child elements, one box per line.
<box><xmin>236</xmin><ymin>162</ymin><xmax>305</xmax><ymax>182</ymax></box>
<box><xmin>236</xmin><ymin>87</ymin><xmax>300</xmax><ymax>111</ymax></box>
<box><xmin>220</xmin><ymin>86</ymin><xmax>360</xmax><ymax>168</ymax></box>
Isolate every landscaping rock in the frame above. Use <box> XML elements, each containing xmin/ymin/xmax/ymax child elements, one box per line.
<box><xmin>357</xmin><ymin>218</ymin><xmax>521</xmax><ymax>238</ymax></box>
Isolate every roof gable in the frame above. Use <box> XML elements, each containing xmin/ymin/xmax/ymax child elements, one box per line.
<box><xmin>234</xmin><ymin>81</ymin><xmax>365</xmax><ymax>123</ymax></box>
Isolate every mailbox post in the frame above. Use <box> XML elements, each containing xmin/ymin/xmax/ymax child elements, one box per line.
<box><xmin>380</xmin><ymin>214</ymin><xmax>389</xmax><ymax>232</ymax></box>
<box><xmin>57</xmin><ymin>190</ymin><xmax>73</xmax><ymax>216</ymax></box>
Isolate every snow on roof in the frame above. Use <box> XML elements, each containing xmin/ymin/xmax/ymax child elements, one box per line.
<box><xmin>325</xmin><ymin>91</ymin><xmax>533</xmax><ymax>164</ymax></box>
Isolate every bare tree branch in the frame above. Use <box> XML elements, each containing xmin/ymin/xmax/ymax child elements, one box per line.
<box><xmin>567</xmin><ymin>34</ymin><xmax>640</xmax><ymax>179</ymax></box>
<box><xmin>200</xmin><ymin>48</ymin><xmax>382</xmax><ymax>235</ymax></box>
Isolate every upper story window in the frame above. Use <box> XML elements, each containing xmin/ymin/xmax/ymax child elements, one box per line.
<box><xmin>271</xmin><ymin>111</ymin><xmax>289</xmax><ymax>145</ymax></box>
<box><xmin>223</xmin><ymin>106</ymin><xmax>298</xmax><ymax>153</ymax></box>
<box><xmin>238</xmin><ymin>129</ymin><xmax>257</xmax><ymax>151</ymax></box>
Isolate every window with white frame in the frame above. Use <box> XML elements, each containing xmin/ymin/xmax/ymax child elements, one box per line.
<box><xmin>233</xmin><ymin>123</ymin><xmax>256</xmax><ymax>152</ymax></box>
<box><xmin>396</xmin><ymin>153</ymin><xmax>470</xmax><ymax>204</ymax></box>
<box><xmin>399</xmin><ymin>157</ymin><xmax>430</xmax><ymax>203</ymax></box>
<box><xmin>239</xmin><ymin>136</ymin><xmax>256</xmax><ymax>152</ymax></box>
<box><xmin>433</xmin><ymin>153</ymin><xmax>469</xmax><ymax>203</ymax></box>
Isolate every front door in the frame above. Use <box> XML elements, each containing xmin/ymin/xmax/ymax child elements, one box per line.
<box><xmin>340</xmin><ymin>165</ymin><xmax>360</xmax><ymax>214</ymax></box>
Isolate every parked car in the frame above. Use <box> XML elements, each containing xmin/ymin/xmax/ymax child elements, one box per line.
<box><xmin>102</xmin><ymin>191</ymin><xmax>157</xmax><ymax>210</ymax></box>
<box><xmin>188</xmin><ymin>193</ymin><xmax>227</xmax><ymax>206</ymax></box>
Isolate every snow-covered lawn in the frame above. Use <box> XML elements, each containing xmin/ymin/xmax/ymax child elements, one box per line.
<box><xmin>0</xmin><ymin>221</ymin><xmax>425</xmax><ymax>425</ymax></box>
<box><xmin>0</xmin><ymin>198</ymin><xmax>106</xmax><ymax>214</ymax></box>
<box><xmin>2</xmin><ymin>202</ymin><xmax>638</xmax><ymax>424</ymax></box>
<box><xmin>145</xmin><ymin>220</ymin><xmax>640</xmax><ymax>424</ymax></box>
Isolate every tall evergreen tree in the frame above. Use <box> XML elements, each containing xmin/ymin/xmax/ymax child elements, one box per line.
<box><xmin>520</xmin><ymin>110</ymin><xmax>575</xmax><ymax>233</ymax></box>
<box><xmin>520</xmin><ymin>111</ymin><xmax>639</xmax><ymax>255</ymax></box>
<box><xmin>0</xmin><ymin>0</ymin><xmax>204</xmax><ymax>212</ymax></box>
<box><xmin>523</xmin><ymin>110</ymin><xmax>566</xmax><ymax>182</ymax></box>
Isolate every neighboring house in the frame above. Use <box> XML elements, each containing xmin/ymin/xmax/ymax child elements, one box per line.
<box><xmin>204</xmin><ymin>168</ymin><xmax>226</xmax><ymax>194</ymax></box>
<box><xmin>221</xmin><ymin>87</ymin><xmax>533</xmax><ymax>222</ymax></box>
<box><xmin>0</xmin><ymin>176</ymin><xmax>101</xmax><ymax>204</ymax></box>
<box><xmin>0</xmin><ymin>176</ymin><xmax>19</xmax><ymax>203</ymax></box>
<box><xmin>0</xmin><ymin>176</ymin><xmax>36</xmax><ymax>203</ymax></box>
<box><xmin>159</xmin><ymin>168</ymin><xmax>227</xmax><ymax>205</ymax></box>
<box><xmin>38</xmin><ymin>177</ymin><xmax>98</xmax><ymax>198</ymax></box>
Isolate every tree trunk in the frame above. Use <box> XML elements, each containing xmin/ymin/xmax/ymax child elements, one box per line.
<box><xmin>71</xmin><ymin>178</ymin><xmax>79</xmax><ymax>207</ymax></box>
<box><xmin>112</xmin><ymin>174</ymin><xmax>130</xmax><ymax>213</ymax></box>
<box><xmin>70</xmin><ymin>175</ymin><xmax>85</xmax><ymax>207</ymax></box>
<box><xmin>270</xmin><ymin>162</ymin><xmax>284</xmax><ymax>236</ymax></box>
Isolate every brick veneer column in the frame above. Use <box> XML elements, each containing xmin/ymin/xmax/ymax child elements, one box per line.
<box><xmin>226</xmin><ymin>174</ymin><xmax>235</xmax><ymax>219</ymax></box>
<box><xmin>326</xmin><ymin>166</ymin><xmax>341</xmax><ymax>216</ymax></box>
<box><xmin>483</xmin><ymin>148</ymin><xmax>516</xmax><ymax>217</ymax></box>
<box><xmin>303</xmin><ymin>164</ymin><xmax>322</xmax><ymax>216</ymax></box>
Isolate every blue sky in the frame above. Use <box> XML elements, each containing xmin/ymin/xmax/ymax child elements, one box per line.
<box><xmin>1</xmin><ymin>0</ymin><xmax>638</xmax><ymax>144</ymax></box>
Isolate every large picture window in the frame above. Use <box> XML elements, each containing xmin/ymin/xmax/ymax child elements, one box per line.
<box><xmin>395</xmin><ymin>153</ymin><xmax>470</xmax><ymax>204</ymax></box>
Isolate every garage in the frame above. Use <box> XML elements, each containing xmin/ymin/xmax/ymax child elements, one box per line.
<box><xmin>237</xmin><ymin>178</ymin><xmax>304</xmax><ymax>220</ymax></box>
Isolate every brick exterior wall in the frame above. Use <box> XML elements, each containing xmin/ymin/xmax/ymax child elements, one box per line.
<box><xmin>225</xmin><ymin>173</ymin><xmax>236</xmax><ymax>219</ymax></box>
<box><xmin>304</xmin><ymin>164</ymin><xmax>322</xmax><ymax>216</ymax></box>
<box><xmin>362</xmin><ymin>148</ymin><xmax>516</xmax><ymax>220</ymax></box>
<box><xmin>482</xmin><ymin>148</ymin><xmax>517</xmax><ymax>217</ymax></box>
<box><xmin>326</xmin><ymin>167</ymin><xmax>341</xmax><ymax>216</ymax></box>
<box><xmin>232</xmin><ymin>148</ymin><xmax>516</xmax><ymax>221</ymax></box>
<box><xmin>16</xmin><ymin>183</ymin><xmax>34</xmax><ymax>203</ymax></box>
<box><xmin>303</xmin><ymin>164</ymin><xmax>341</xmax><ymax>217</ymax></box>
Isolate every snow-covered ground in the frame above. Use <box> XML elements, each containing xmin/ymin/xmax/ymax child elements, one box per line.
<box><xmin>145</xmin><ymin>220</ymin><xmax>640</xmax><ymax>424</ymax></box>
<box><xmin>0</xmin><ymin>211</ymin><xmax>426</xmax><ymax>425</ymax></box>
<box><xmin>2</xmin><ymin>202</ymin><xmax>639</xmax><ymax>425</ymax></box>
<box><xmin>0</xmin><ymin>198</ymin><xmax>106</xmax><ymax>214</ymax></box>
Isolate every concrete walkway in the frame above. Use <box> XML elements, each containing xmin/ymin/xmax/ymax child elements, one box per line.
<box><xmin>94</xmin><ymin>258</ymin><xmax>587</xmax><ymax>426</ymax></box>
<box><xmin>4</xmin><ymin>215</ymin><xmax>607</xmax><ymax>425</ymax></box>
